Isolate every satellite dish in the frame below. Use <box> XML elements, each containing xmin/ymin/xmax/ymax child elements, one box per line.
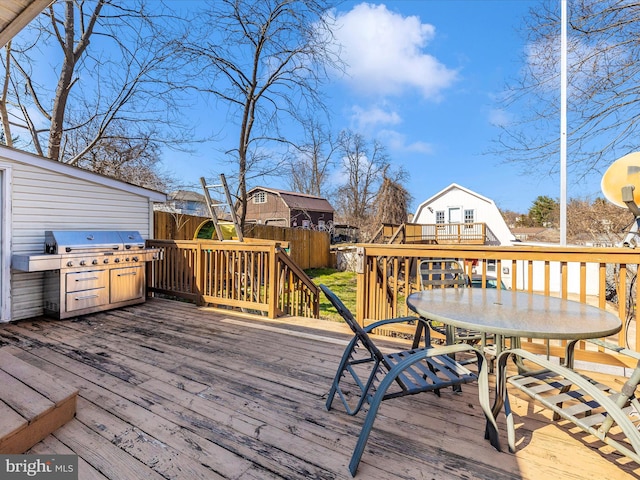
<box><xmin>601</xmin><ymin>151</ymin><xmax>640</xmax><ymax>208</ymax></box>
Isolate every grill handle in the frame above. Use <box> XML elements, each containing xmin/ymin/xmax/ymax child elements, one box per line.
<box><xmin>116</xmin><ymin>272</ymin><xmax>138</xmax><ymax>277</ymax></box>
<box><xmin>74</xmin><ymin>294</ymin><xmax>101</xmax><ymax>300</ymax></box>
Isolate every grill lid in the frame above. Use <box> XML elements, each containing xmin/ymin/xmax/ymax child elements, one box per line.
<box><xmin>44</xmin><ymin>230</ymin><xmax>146</xmax><ymax>254</ymax></box>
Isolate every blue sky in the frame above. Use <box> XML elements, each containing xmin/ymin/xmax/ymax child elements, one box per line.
<box><xmin>10</xmin><ymin>1</ymin><xmax>606</xmax><ymax>215</ymax></box>
<box><xmin>167</xmin><ymin>0</ymin><xmax>584</xmax><ymax>214</ymax></box>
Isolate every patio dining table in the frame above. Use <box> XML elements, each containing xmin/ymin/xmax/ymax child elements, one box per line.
<box><xmin>406</xmin><ymin>288</ymin><xmax>622</xmax><ymax>451</ymax></box>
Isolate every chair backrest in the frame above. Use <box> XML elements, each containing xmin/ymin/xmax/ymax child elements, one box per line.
<box><xmin>319</xmin><ymin>284</ymin><xmax>384</xmax><ymax>361</ymax></box>
<box><xmin>419</xmin><ymin>258</ymin><xmax>469</xmax><ymax>289</ymax></box>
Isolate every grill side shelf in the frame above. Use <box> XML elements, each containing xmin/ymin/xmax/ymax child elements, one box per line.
<box><xmin>12</xmin><ymin>254</ymin><xmax>62</xmax><ymax>272</ymax></box>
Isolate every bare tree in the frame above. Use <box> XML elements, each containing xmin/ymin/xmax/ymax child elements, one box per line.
<box><xmin>372</xmin><ymin>172</ymin><xmax>411</xmax><ymax>226</ymax></box>
<box><xmin>1</xmin><ymin>0</ymin><xmax>189</xmax><ymax>180</ymax></box>
<box><xmin>335</xmin><ymin>130</ymin><xmax>390</xmax><ymax>238</ymax></box>
<box><xmin>567</xmin><ymin>197</ymin><xmax>632</xmax><ymax>245</ymax></box>
<box><xmin>0</xmin><ymin>41</ymin><xmax>14</xmax><ymax>147</ymax></box>
<box><xmin>71</xmin><ymin>119</ymin><xmax>172</xmax><ymax>191</ymax></box>
<box><xmin>286</xmin><ymin>117</ymin><xmax>337</xmax><ymax>197</ymax></box>
<box><xmin>177</xmin><ymin>0</ymin><xmax>340</xmax><ymax>230</ymax></box>
<box><xmin>493</xmin><ymin>0</ymin><xmax>640</xmax><ymax>182</ymax></box>
<box><xmin>499</xmin><ymin>208</ymin><xmax>523</xmax><ymax>228</ymax></box>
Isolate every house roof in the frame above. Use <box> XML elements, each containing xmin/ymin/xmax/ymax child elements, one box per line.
<box><xmin>0</xmin><ymin>0</ymin><xmax>51</xmax><ymax>48</ymax></box>
<box><xmin>413</xmin><ymin>183</ymin><xmax>494</xmax><ymax>219</ymax></box>
<box><xmin>0</xmin><ymin>144</ymin><xmax>166</xmax><ymax>202</ymax></box>
<box><xmin>248</xmin><ymin>186</ymin><xmax>334</xmax><ymax>213</ymax></box>
<box><xmin>169</xmin><ymin>190</ymin><xmax>205</xmax><ymax>202</ymax></box>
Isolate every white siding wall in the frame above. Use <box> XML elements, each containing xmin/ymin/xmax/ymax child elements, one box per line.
<box><xmin>5</xmin><ymin>159</ymin><xmax>156</xmax><ymax>321</ymax></box>
<box><xmin>414</xmin><ymin>186</ymin><xmax>515</xmax><ymax>245</ymax></box>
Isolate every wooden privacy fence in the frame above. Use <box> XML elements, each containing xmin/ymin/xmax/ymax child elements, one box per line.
<box><xmin>146</xmin><ymin>239</ymin><xmax>319</xmax><ymax>318</ymax></box>
<box><xmin>355</xmin><ymin>243</ymin><xmax>640</xmax><ymax>369</ymax></box>
<box><xmin>154</xmin><ymin>211</ymin><xmax>208</xmax><ymax>240</ymax></box>
<box><xmin>244</xmin><ymin>224</ymin><xmax>331</xmax><ymax>269</ymax></box>
<box><xmin>153</xmin><ymin>211</ymin><xmax>332</xmax><ymax>269</ymax></box>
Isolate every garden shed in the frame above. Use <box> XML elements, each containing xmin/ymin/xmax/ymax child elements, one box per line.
<box><xmin>1</xmin><ymin>145</ymin><xmax>166</xmax><ymax>322</ymax></box>
<box><xmin>245</xmin><ymin>186</ymin><xmax>334</xmax><ymax>229</ymax></box>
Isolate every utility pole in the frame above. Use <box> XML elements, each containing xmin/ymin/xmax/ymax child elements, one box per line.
<box><xmin>560</xmin><ymin>0</ymin><xmax>567</xmax><ymax>245</ymax></box>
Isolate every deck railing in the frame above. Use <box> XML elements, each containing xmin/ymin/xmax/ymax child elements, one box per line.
<box><xmin>146</xmin><ymin>239</ymin><xmax>319</xmax><ymax>318</ymax></box>
<box><xmin>376</xmin><ymin>222</ymin><xmax>487</xmax><ymax>244</ymax></box>
<box><xmin>355</xmin><ymin>243</ymin><xmax>640</xmax><ymax>369</ymax></box>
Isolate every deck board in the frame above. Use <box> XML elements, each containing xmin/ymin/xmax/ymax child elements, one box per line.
<box><xmin>0</xmin><ymin>348</ymin><xmax>78</xmax><ymax>454</ymax></box>
<box><xmin>0</xmin><ymin>297</ymin><xmax>638</xmax><ymax>479</ymax></box>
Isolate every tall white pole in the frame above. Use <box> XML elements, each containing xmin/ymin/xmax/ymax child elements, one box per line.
<box><xmin>560</xmin><ymin>0</ymin><xmax>567</xmax><ymax>245</ymax></box>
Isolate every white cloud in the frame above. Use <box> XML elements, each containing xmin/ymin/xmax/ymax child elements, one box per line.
<box><xmin>333</xmin><ymin>3</ymin><xmax>458</xmax><ymax>99</ymax></box>
<box><xmin>349</xmin><ymin>104</ymin><xmax>401</xmax><ymax>131</ymax></box>
<box><xmin>488</xmin><ymin>108</ymin><xmax>511</xmax><ymax>127</ymax></box>
<box><xmin>378</xmin><ymin>129</ymin><xmax>434</xmax><ymax>154</ymax></box>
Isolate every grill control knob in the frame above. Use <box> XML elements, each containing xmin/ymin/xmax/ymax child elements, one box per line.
<box><xmin>80</xmin><ymin>260</ymin><xmax>86</xmax><ymax>266</ymax></box>
<box><xmin>132</xmin><ymin>256</ymin><xmax>139</xmax><ymax>262</ymax></box>
<box><xmin>114</xmin><ymin>257</ymin><xmax>120</xmax><ymax>263</ymax></box>
<box><xmin>92</xmin><ymin>259</ymin><xmax>99</xmax><ymax>265</ymax></box>
<box><xmin>66</xmin><ymin>261</ymin><xmax>73</xmax><ymax>267</ymax></box>
<box><xmin>125</xmin><ymin>257</ymin><xmax>130</xmax><ymax>262</ymax></box>
<box><xmin>103</xmin><ymin>258</ymin><xmax>109</xmax><ymax>264</ymax></box>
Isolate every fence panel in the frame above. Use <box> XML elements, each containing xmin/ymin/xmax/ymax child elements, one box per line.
<box><xmin>245</xmin><ymin>224</ymin><xmax>331</xmax><ymax>269</ymax></box>
<box><xmin>154</xmin><ymin>211</ymin><xmax>332</xmax><ymax>268</ymax></box>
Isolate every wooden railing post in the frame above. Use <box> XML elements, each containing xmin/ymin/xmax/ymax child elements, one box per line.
<box><xmin>355</xmin><ymin>246</ymin><xmax>366</xmax><ymax>325</ymax></box>
<box><xmin>268</xmin><ymin>243</ymin><xmax>278</xmax><ymax>318</ymax></box>
<box><xmin>195</xmin><ymin>240</ymin><xmax>203</xmax><ymax>306</ymax></box>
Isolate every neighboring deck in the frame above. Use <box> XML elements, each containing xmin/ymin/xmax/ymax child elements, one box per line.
<box><xmin>0</xmin><ymin>298</ymin><xmax>638</xmax><ymax>479</ymax></box>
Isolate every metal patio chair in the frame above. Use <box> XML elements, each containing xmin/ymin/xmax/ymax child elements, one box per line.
<box><xmin>417</xmin><ymin>259</ymin><xmax>493</xmax><ymax>350</ymax></box>
<box><xmin>320</xmin><ymin>284</ymin><xmax>497</xmax><ymax>476</ymax></box>
<box><xmin>493</xmin><ymin>339</ymin><xmax>640</xmax><ymax>464</ymax></box>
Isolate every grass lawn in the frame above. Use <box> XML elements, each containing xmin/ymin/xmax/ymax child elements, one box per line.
<box><xmin>305</xmin><ymin>268</ymin><xmax>357</xmax><ymax>322</ymax></box>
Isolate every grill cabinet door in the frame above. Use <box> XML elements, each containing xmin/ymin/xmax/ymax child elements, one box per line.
<box><xmin>110</xmin><ymin>266</ymin><xmax>144</xmax><ymax>303</ymax></box>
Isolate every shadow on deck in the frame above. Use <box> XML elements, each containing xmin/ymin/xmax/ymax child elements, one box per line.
<box><xmin>0</xmin><ymin>298</ymin><xmax>638</xmax><ymax>479</ymax></box>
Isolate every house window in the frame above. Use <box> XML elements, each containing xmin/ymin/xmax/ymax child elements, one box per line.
<box><xmin>435</xmin><ymin>211</ymin><xmax>445</xmax><ymax>224</ymax></box>
<box><xmin>253</xmin><ymin>191</ymin><xmax>266</xmax><ymax>204</ymax></box>
<box><xmin>464</xmin><ymin>209</ymin><xmax>474</xmax><ymax>223</ymax></box>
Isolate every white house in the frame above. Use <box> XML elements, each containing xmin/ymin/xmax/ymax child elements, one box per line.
<box><xmin>412</xmin><ymin>184</ymin><xmax>606</xmax><ymax>296</ymax></box>
<box><xmin>413</xmin><ymin>183</ymin><xmax>516</xmax><ymax>246</ymax></box>
<box><xmin>156</xmin><ymin>190</ymin><xmax>208</xmax><ymax>217</ymax></box>
<box><xmin>1</xmin><ymin>146</ymin><xmax>166</xmax><ymax>322</ymax></box>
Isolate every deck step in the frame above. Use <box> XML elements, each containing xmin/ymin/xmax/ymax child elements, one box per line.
<box><xmin>0</xmin><ymin>347</ymin><xmax>78</xmax><ymax>453</ymax></box>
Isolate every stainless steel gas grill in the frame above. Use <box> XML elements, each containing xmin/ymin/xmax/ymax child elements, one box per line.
<box><xmin>12</xmin><ymin>230</ymin><xmax>162</xmax><ymax>319</ymax></box>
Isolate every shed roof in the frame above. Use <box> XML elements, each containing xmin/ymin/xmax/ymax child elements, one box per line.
<box><xmin>249</xmin><ymin>187</ymin><xmax>334</xmax><ymax>213</ymax></box>
<box><xmin>1</xmin><ymin>144</ymin><xmax>166</xmax><ymax>202</ymax></box>
<box><xmin>169</xmin><ymin>190</ymin><xmax>205</xmax><ymax>202</ymax></box>
<box><xmin>0</xmin><ymin>0</ymin><xmax>51</xmax><ymax>48</ymax></box>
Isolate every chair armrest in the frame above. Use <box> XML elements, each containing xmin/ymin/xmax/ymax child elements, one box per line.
<box><xmin>364</xmin><ymin>316</ymin><xmax>426</xmax><ymax>333</ymax></box>
<box><xmin>587</xmin><ymin>339</ymin><xmax>640</xmax><ymax>361</ymax></box>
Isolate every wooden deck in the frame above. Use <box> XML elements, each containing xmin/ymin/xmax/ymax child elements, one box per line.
<box><xmin>0</xmin><ymin>298</ymin><xmax>638</xmax><ymax>479</ymax></box>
